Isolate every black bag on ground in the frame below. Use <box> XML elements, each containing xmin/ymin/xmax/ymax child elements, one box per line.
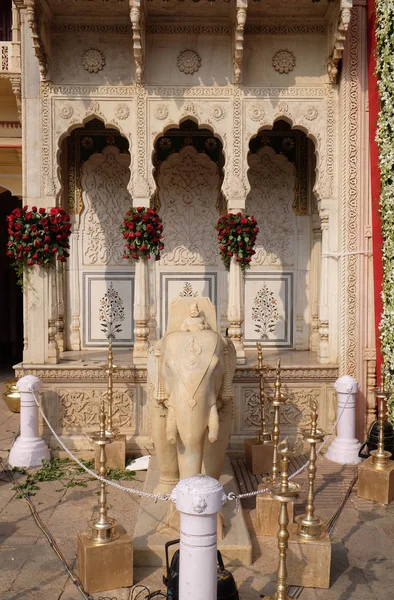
<box><xmin>163</xmin><ymin>539</ymin><xmax>239</xmax><ymax>600</ymax></box>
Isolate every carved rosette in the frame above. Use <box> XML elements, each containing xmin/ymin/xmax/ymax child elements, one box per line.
<box><xmin>248</xmin><ymin>103</ymin><xmax>266</xmax><ymax>122</ymax></box>
<box><xmin>115</xmin><ymin>103</ymin><xmax>130</xmax><ymax>120</ymax></box>
<box><xmin>303</xmin><ymin>105</ymin><xmax>319</xmax><ymax>121</ymax></box>
<box><xmin>81</xmin><ymin>48</ymin><xmax>106</xmax><ymax>73</ymax></box>
<box><xmin>272</xmin><ymin>49</ymin><xmax>296</xmax><ymax>74</ymax></box>
<box><xmin>177</xmin><ymin>50</ymin><xmax>201</xmax><ymax>75</ymax></box>
<box><xmin>154</xmin><ymin>103</ymin><xmax>169</xmax><ymax>120</ymax></box>
<box><xmin>209</xmin><ymin>104</ymin><xmax>226</xmax><ymax>121</ymax></box>
<box><xmin>59</xmin><ymin>104</ymin><xmax>74</xmax><ymax>120</ymax></box>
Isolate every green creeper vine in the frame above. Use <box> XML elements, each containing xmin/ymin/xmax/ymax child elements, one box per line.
<box><xmin>376</xmin><ymin>1</ymin><xmax>394</xmax><ymax>423</ymax></box>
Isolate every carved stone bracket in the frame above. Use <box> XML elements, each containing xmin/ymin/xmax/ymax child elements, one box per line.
<box><xmin>8</xmin><ymin>74</ymin><xmax>22</xmax><ymax>122</ymax></box>
<box><xmin>129</xmin><ymin>0</ymin><xmax>145</xmax><ymax>83</ymax></box>
<box><xmin>25</xmin><ymin>0</ymin><xmax>49</xmax><ymax>80</ymax></box>
<box><xmin>327</xmin><ymin>0</ymin><xmax>353</xmax><ymax>83</ymax></box>
<box><xmin>233</xmin><ymin>0</ymin><xmax>248</xmax><ymax>84</ymax></box>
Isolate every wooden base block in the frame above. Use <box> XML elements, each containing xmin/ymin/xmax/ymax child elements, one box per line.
<box><xmin>77</xmin><ymin>525</ymin><xmax>133</xmax><ymax>594</ymax></box>
<box><xmin>255</xmin><ymin>491</ymin><xmax>294</xmax><ymax>537</ymax></box>
<box><xmin>286</xmin><ymin>524</ymin><xmax>331</xmax><ymax>589</ymax></box>
<box><xmin>244</xmin><ymin>439</ymin><xmax>274</xmax><ymax>475</ymax></box>
<box><xmin>357</xmin><ymin>456</ymin><xmax>394</xmax><ymax>504</ymax></box>
<box><xmin>95</xmin><ymin>435</ymin><xmax>126</xmax><ymax>471</ymax></box>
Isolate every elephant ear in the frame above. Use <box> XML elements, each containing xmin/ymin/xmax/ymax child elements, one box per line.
<box><xmin>218</xmin><ymin>338</ymin><xmax>236</xmax><ymax>405</ymax></box>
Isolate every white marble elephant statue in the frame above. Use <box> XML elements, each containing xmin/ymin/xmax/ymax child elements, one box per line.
<box><xmin>148</xmin><ymin>298</ymin><xmax>236</xmax><ymax>494</ymax></box>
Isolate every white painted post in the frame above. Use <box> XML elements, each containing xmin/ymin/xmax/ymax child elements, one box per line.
<box><xmin>8</xmin><ymin>375</ymin><xmax>50</xmax><ymax>468</ymax></box>
<box><xmin>325</xmin><ymin>375</ymin><xmax>361</xmax><ymax>465</ymax></box>
<box><xmin>171</xmin><ymin>475</ymin><xmax>226</xmax><ymax>600</ymax></box>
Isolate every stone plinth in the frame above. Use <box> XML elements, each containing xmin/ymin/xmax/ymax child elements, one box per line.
<box><xmin>77</xmin><ymin>525</ymin><xmax>133</xmax><ymax>594</ymax></box>
<box><xmin>95</xmin><ymin>435</ymin><xmax>126</xmax><ymax>471</ymax></box>
<box><xmin>358</xmin><ymin>456</ymin><xmax>394</xmax><ymax>505</ymax></box>
<box><xmin>255</xmin><ymin>490</ymin><xmax>294</xmax><ymax>537</ymax></box>
<box><xmin>133</xmin><ymin>455</ymin><xmax>252</xmax><ymax>567</ymax></box>
<box><xmin>287</xmin><ymin>524</ymin><xmax>331</xmax><ymax>589</ymax></box>
<box><xmin>244</xmin><ymin>438</ymin><xmax>274</xmax><ymax>475</ymax></box>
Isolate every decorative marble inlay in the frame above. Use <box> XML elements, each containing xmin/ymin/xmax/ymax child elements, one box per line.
<box><xmin>177</xmin><ymin>50</ymin><xmax>201</xmax><ymax>75</ymax></box>
<box><xmin>81</xmin><ymin>48</ymin><xmax>106</xmax><ymax>73</ymax></box>
<box><xmin>272</xmin><ymin>50</ymin><xmax>296</xmax><ymax>74</ymax></box>
<box><xmin>252</xmin><ymin>284</ymin><xmax>280</xmax><ymax>340</ymax></box>
<box><xmin>179</xmin><ymin>282</ymin><xmax>199</xmax><ymax>298</ymax></box>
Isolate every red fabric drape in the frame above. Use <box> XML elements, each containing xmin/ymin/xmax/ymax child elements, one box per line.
<box><xmin>367</xmin><ymin>1</ymin><xmax>383</xmax><ymax>381</ymax></box>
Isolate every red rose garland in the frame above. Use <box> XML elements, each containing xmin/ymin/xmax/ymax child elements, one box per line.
<box><xmin>6</xmin><ymin>205</ymin><xmax>71</xmax><ymax>285</ymax></box>
<box><xmin>216</xmin><ymin>212</ymin><xmax>258</xmax><ymax>272</ymax></box>
<box><xmin>121</xmin><ymin>206</ymin><xmax>164</xmax><ymax>262</ymax></box>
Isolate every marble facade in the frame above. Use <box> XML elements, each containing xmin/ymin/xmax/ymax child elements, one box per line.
<box><xmin>6</xmin><ymin>0</ymin><xmax>374</xmax><ymax>452</ymax></box>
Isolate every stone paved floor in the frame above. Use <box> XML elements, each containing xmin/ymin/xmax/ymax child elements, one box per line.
<box><xmin>1</xmin><ymin>372</ymin><xmax>393</xmax><ymax>600</ymax></box>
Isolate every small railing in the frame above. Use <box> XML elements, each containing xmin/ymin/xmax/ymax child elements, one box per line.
<box><xmin>0</xmin><ymin>41</ymin><xmax>21</xmax><ymax>73</ymax></box>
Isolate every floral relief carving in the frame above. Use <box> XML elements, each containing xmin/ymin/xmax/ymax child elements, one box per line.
<box><xmin>181</xmin><ymin>100</ymin><xmax>199</xmax><ymax>117</ymax></box>
<box><xmin>246</xmin><ymin>147</ymin><xmax>296</xmax><ymax>266</ymax></box>
<box><xmin>244</xmin><ymin>387</ymin><xmax>320</xmax><ymax>429</ymax></box>
<box><xmin>275</xmin><ymin>101</ymin><xmax>291</xmax><ymax>118</ymax></box>
<box><xmin>81</xmin><ymin>147</ymin><xmax>132</xmax><ymax>266</ymax></box>
<box><xmin>177</xmin><ymin>49</ymin><xmax>201</xmax><ymax>75</ymax></box>
<box><xmin>81</xmin><ymin>48</ymin><xmax>106</xmax><ymax>73</ymax></box>
<box><xmin>209</xmin><ymin>104</ymin><xmax>226</xmax><ymax>121</ymax></box>
<box><xmin>158</xmin><ymin>146</ymin><xmax>220</xmax><ymax>266</ymax></box>
<box><xmin>153</xmin><ymin>103</ymin><xmax>169</xmax><ymax>120</ymax></box>
<box><xmin>59</xmin><ymin>104</ymin><xmax>73</xmax><ymax>119</ymax></box>
<box><xmin>58</xmin><ymin>388</ymin><xmax>134</xmax><ymax>428</ymax></box>
<box><xmin>114</xmin><ymin>103</ymin><xmax>130</xmax><ymax>120</ymax></box>
<box><xmin>303</xmin><ymin>105</ymin><xmax>319</xmax><ymax>121</ymax></box>
<box><xmin>272</xmin><ymin>49</ymin><xmax>296</xmax><ymax>74</ymax></box>
<box><xmin>248</xmin><ymin>103</ymin><xmax>266</xmax><ymax>122</ymax></box>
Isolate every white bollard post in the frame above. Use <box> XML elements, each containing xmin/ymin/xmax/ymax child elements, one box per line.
<box><xmin>325</xmin><ymin>375</ymin><xmax>361</xmax><ymax>465</ymax></box>
<box><xmin>8</xmin><ymin>375</ymin><xmax>51</xmax><ymax>468</ymax></box>
<box><xmin>171</xmin><ymin>474</ymin><xmax>226</xmax><ymax>600</ymax></box>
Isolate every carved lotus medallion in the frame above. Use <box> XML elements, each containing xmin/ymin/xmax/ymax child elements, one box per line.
<box><xmin>81</xmin><ymin>48</ymin><xmax>106</xmax><ymax>73</ymax></box>
<box><xmin>272</xmin><ymin>49</ymin><xmax>296</xmax><ymax>74</ymax></box>
<box><xmin>115</xmin><ymin>103</ymin><xmax>130</xmax><ymax>120</ymax></box>
<box><xmin>59</xmin><ymin>104</ymin><xmax>74</xmax><ymax>120</ymax></box>
<box><xmin>177</xmin><ymin>49</ymin><xmax>201</xmax><ymax>75</ymax></box>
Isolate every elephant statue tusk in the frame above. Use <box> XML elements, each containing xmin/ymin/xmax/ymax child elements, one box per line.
<box><xmin>208</xmin><ymin>403</ymin><xmax>219</xmax><ymax>443</ymax></box>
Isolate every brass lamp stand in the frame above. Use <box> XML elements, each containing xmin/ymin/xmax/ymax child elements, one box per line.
<box><xmin>266</xmin><ymin>441</ymin><xmax>300</xmax><ymax>600</ymax></box>
<box><xmin>295</xmin><ymin>399</ymin><xmax>325</xmax><ymax>539</ymax></box>
<box><xmin>88</xmin><ymin>398</ymin><xmax>118</xmax><ymax>543</ymax></box>
<box><xmin>245</xmin><ymin>343</ymin><xmax>274</xmax><ymax>475</ymax></box>
<box><xmin>269</xmin><ymin>359</ymin><xmax>288</xmax><ymax>485</ymax></box>
<box><xmin>358</xmin><ymin>379</ymin><xmax>394</xmax><ymax>504</ymax></box>
<box><xmin>94</xmin><ymin>338</ymin><xmax>126</xmax><ymax>471</ymax></box>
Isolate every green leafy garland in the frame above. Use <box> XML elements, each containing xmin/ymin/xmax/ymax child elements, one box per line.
<box><xmin>376</xmin><ymin>1</ymin><xmax>394</xmax><ymax>422</ymax></box>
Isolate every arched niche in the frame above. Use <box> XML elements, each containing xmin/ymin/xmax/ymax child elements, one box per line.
<box><xmin>245</xmin><ymin>120</ymin><xmax>319</xmax><ymax>352</ymax></box>
<box><xmin>58</xmin><ymin>118</ymin><xmax>134</xmax><ymax>351</ymax></box>
<box><xmin>151</xmin><ymin>119</ymin><xmax>227</xmax><ymax>335</ymax></box>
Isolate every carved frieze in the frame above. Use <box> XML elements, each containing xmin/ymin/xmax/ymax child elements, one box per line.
<box><xmin>244</xmin><ymin>387</ymin><xmax>321</xmax><ymax>429</ymax></box>
<box><xmin>58</xmin><ymin>388</ymin><xmax>134</xmax><ymax>428</ymax></box>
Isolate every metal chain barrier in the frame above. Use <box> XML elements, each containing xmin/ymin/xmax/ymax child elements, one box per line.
<box><xmin>228</xmin><ymin>392</ymin><xmax>352</xmax><ymax>502</ymax></box>
<box><xmin>30</xmin><ymin>385</ymin><xmax>349</xmax><ymax>505</ymax></box>
<box><xmin>30</xmin><ymin>387</ymin><xmax>171</xmax><ymax>502</ymax></box>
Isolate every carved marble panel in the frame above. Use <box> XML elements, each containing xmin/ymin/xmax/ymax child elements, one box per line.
<box><xmin>246</xmin><ymin>146</ymin><xmax>296</xmax><ymax>266</ymax></box>
<box><xmin>58</xmin><ymin>387</ymin><xmax>134</xmax><ymax>429</ymax></box>
<box><xmin>81</xmin><ymin>146</ymin><xmax>132</xmax><ymax>266</ymax></box>
<box><xmin>158</xmin><ymin>146</ymin><xmax>220</xmax><ymax>266</ymax></box>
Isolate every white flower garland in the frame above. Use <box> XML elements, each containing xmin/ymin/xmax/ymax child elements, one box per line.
<box><xmin>376</xmin><ymin>1</ymin><xmax>394</xmax><ymax>422</ymax></box>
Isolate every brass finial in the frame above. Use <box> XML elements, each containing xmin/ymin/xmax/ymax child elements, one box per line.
<box><xmin>370</xmin><ymin>386</ymin><xmax>392</xmax><ymax>467</ymax></box>
<box><xmin>266</xmin><ymin>441</ymin><xmax>300</xmax><ymax>600</ymax></box>
<box><xmin>100</xmin><ymin>338</ymin><xmax>120</xmax><ymax>439</ymax></box>
<box><xmin>295</xmin><ymin>399</ymin><xmax>326</xmax><ymax>539</ymax></box>
<box><xmin>267</xmin><ymin>358</ymin><xmax>288</xmax><ymax>484</ymax></box>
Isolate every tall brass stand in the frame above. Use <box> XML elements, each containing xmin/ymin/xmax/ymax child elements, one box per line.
<box><xmin>295</xmin><ymin>399</ymin><xmax>326</xmax><ymax>539</ymax></box>
<box><xmin>268</xmin><ymin>359</ymin><xmax>288</xmax><ymax>484</ymax></box>
<box><xmin>256</xmin><ymin>342</ymin><xmax>272</xmax><ymax>443</ymax></box>
<box><xmin>101</xmin><ymin>338</ymin><xmax>120</xmax><ymax>440</ymax></box>
<box><xmin>370</xmin><ymin>384</ymin><xmax>392</xmax><ymax>467</ymax></box>
<box><xmin>265</xmin><ymin>442</ymin><xmax>300</xmax><ymax>600</ymax></box>
<box><xmin>89</xmin><ymin>398</ymin><xmax>118</xmax><ymax>543</ymax></box>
